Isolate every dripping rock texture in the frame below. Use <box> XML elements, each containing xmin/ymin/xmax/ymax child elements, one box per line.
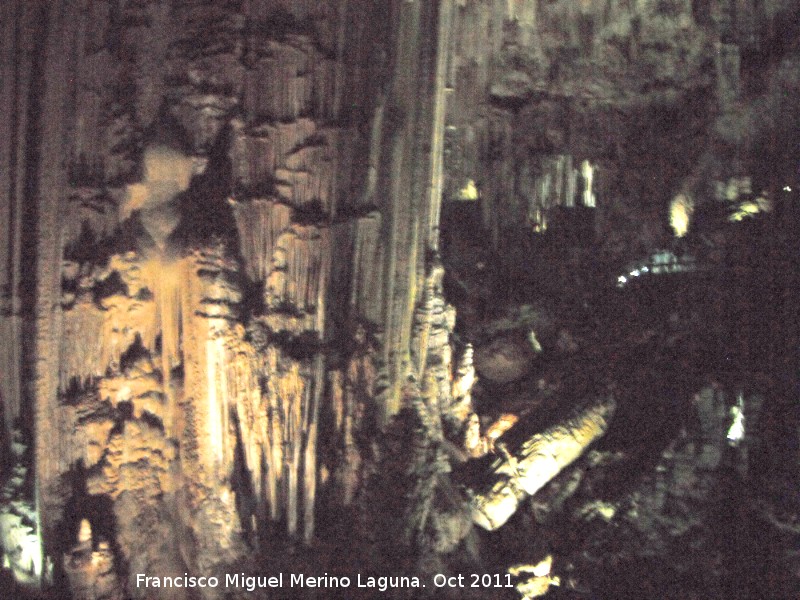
<box><xmin>1</xmin><ymin>1</ymin><xmax>800</xmax><ymax>599</ymax></box>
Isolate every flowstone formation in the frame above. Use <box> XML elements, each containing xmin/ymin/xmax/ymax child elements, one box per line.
<box><xmin>1</xmin><ymin>1</ymin><xmax>799</xmax><ymax>599</ymax></box>
<box><xmin>0</xmin><ymin>0</ymin><xmax>461</xmax><ymax>596</ymax></box>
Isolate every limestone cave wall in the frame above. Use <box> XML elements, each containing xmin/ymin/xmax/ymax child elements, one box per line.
<box><xmin>1</xmin><ymin>2</ymin><xmax>799</xmax><ymax>600</ymax></box>
<box><xmin>1</xmin><ymin>0</ymin><xmax>459</xmax><ymax>596</ymax></box>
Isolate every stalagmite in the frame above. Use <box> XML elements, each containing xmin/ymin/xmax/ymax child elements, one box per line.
<box><xmin>472</xmin><ymin>397</ymin><xmax>616</xmax><ymax>531</ymax></box>
<box><xmin>64</xmin><ymin>537</ymin><xmax>124</xmax><ymax>600</ymax></box>
<box><xmin>76</xmin><ymin>520</ymin><xmax>92</xmax><ymax>549</ymax></box>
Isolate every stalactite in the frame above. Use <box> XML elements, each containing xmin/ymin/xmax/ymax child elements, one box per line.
<box><xmin>260</xmin><ymin>345</ymin><xmax>307</xmax><ymax>535</ymax></box>
<box><xmin>232</xmin><ymin>0</ymin><xmax>455</xmax><ymax>428</ymax></box>
<box><xmin>232</xmin><ymin>116</ymin><xmax>339</xmax><ymax>212</ymax></box>
<box><xmin>244</xmin><ymin>40</ymin><xmax>314</xmax><ymax>123</ymax></box>
<box><xmin>0</xmin><ymin>316</ymin><xmax>23</xmax><ymax>434</ymax></box>
<box><xmin>225</xmin><ymin>336</ymin><xmax>264</xmax><ymax>500</ymax></box>
<box><xmin>312</xmin><ymin>57</ymin><xmax>339</xmax><ymax>121</ymax></box>
<box><xmin>350</xmin><ymin>212</ymin><xmax>384</xmax><ymax>325</ymax></box>
<box><xmin>259</xmin><ymin>224</ymin><xmax>332</xmax><ymax>336</ymax></box>
<box><xmin>103</xmin><ymin>241</ymin><xmax>324</xmax><ymax>559</ymax></box>
<box><xmin>526</xmin><ymin>154</ymin><xmax>589</xmax><ymax>230</ymax></box>
<box><xmin>178</xmin><ymin>252</ymin><xmax>238</xmax><ymax>482</ymax></box>
<box><xmin>160</xmin><ymin>251</ymin><xmax>250</xmax><ymax>582</ymax></box>
<box><xmin>213</xmin><ymin>333</ymin><xmax>328</xmax><ymax>541</ymax></box>
<box><xmin>278</xmin><ymin>128</ymin><xmax>337</xmax><ymax>210</ymax></box>
<box><xmin>7</xmin><ymin>1</ymin><xmax>472</xmax><ymax>595</ymax></box>
<box><xmin>153</xmin><ymin>259</ymin><xmax>187</xmax><ymax>392</ymax></box>
<box><xmin>205</xmin><ymin>336</ymin><xmax>229</xmax><ymax>469</ymax></box>
<box><xmin>231</xmin><ymin>199</ymin><xmax>293</xmax><ymax>286</ymax></box>
<box><xmin>302</xmin><ymin>354</ymin><xmax>324</xmax><ymax>543</ymax></box>
<box><xmin>59</xmin><ymin>301</ymin><xmax>105</xmax><ymax>393</ymax></box>
<box><xmin>427</xmin><ymin>0</ymin><xmax>454</xmax><ymax>252</ymax></box>
<box><xmin>67</xmin><ymin>44</ymin><xmax>115</xmax><ymax>187</ymax></box>
<box><xmin>264</xmin><ymin>347</ymin><xmax>284</xmax><ymax>522</ymax></box>
<box><xmin>56</xmin><ymin>252</ymin><xmax>200</xmax><ymax>430</ymax></box>
<box><xmin>289</xmin><ymin>227</ymin><xmax>325</xmax><ymax>314</ymax></box>
<box><xmin>327</xmin><ymin>327</ymin><xmax>379</xmax><ymax>507</ymax></box>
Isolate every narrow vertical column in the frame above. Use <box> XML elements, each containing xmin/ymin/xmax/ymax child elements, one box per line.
<box><xmin>0</xmin><ymin>1</ymin><xmax>35</xmax><ymax>439</ymax></box>
<box><xmin>302</xmin><ymin>354</ymin><xmax>325</xmax><ymax>543</ymax></box>
<box><xmin>0</xmin><ymin>1</ymin><xmax>19</xmax><ymax>437</ymax></box>
<box><xmin>33</xmin><ymin>0</ymin><xmax>76</xmax><ymax>566</ymax></box>
<box><xmin>427</xmin><ymin>0</ymin><xmax>455</xmax><ymax>252</ymax></box>
<box><xmin>378</xmin><ymin>0</ymin><xmax>455</xmax><ymax>421</ymax></box>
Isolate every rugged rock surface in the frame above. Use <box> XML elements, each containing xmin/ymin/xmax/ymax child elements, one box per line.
<box><xmin>1</xmin><ymin>1</ymin><xmax>798</xmax><ymax>599</ymax></box>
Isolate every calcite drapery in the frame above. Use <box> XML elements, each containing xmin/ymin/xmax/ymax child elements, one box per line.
<box><xmin>0</xmin><ymin>0</ymin><xmax>557</xmax><ymax>596</ymax></box>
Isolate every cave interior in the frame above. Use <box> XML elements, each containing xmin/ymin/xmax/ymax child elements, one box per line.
<box><xmin>1</xmin><ymin>1</ymin><xmax>799</xmax><ymax>599</ymax></box>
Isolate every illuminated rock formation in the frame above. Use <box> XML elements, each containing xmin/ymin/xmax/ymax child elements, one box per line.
<box><xmin>0</xmin><ymin>1</ymin><xmax>798</xmax><ymax>599</ymax></box>
<box><xmin>0</xmin><ymin>430</ymin><xmax>44</xmax><ymax>590</ymax></box>
<box><xmin>1</xmin><ymin>0</ymin><xmax>459</xmax><ymax>594</ymax></box>
<box><xmin>472</xmin><ymin>398</ymin><xmax>617</xmax><ymax>531</ymax></box>
<box><xmin>63</xmin><ymin>521</ymin><xmax>124</xmax><ymax>600</ymax></box>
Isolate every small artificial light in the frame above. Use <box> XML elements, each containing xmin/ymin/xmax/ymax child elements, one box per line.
<box><xmin>457</xmin><ymin>179</ymin><xmax>479</xmax><ymax>201</ymax></box>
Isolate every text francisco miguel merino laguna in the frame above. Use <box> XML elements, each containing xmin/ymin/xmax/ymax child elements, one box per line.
<box><xmin>137</xmin><ymin>573</ymin><xmax>423</xmax><ymax>593</ymax></box>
